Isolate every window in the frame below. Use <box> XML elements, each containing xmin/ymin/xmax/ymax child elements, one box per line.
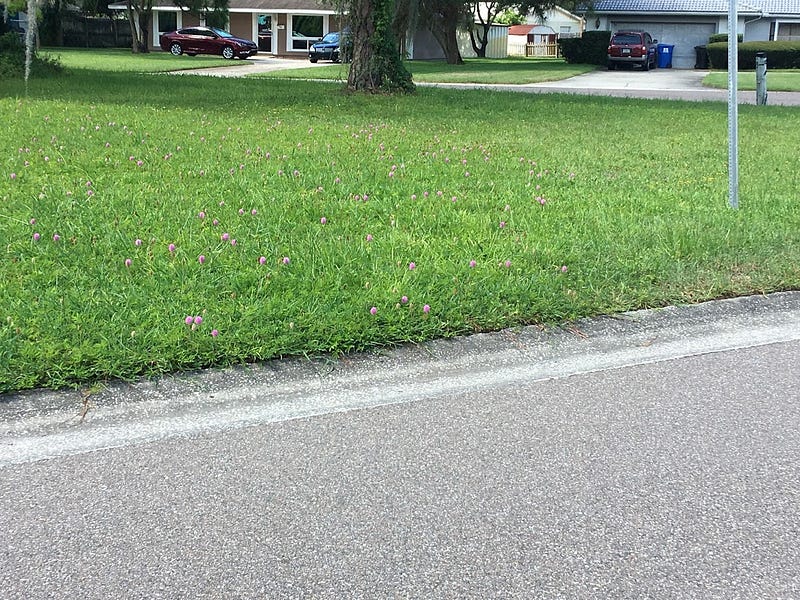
<box><xmin>158</xmin><ymin>11</ymin><xmax>178</xmax><ymax>34</ymax></box>
<box><xmin>290</xmin><ymin>15</ymin><xmax>323</xmax><ymax>51</ymax></box>
<box><xmin>776</xmin><ymin>22</ymin><xmax>800</xmax><ymax>41</ymax></box>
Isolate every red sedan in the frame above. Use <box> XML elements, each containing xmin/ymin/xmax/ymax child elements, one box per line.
<box><xmin>159</xmin><ymin>27</ymin><xmax>258</xmax><ymax>60</ymax></box>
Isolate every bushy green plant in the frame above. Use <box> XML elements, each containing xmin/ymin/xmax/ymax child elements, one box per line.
<box><xmin>558</xmin><ymin>31</ymin><xmax>611</xmax><ymax>65</ymax></box>
<box><xmin>0</xmin><ymin>32</ymin><xmax>63</xmax><ymax>79</ymax></box>
<box><xmin>707</xmin><ymin>41</ymin><xmax>800</xmax><ymax>70</ymax></box>
<box><xmin>709</xmin><ymin>33</ymin><xmax>743</xmax><ymax>44</ymax></box>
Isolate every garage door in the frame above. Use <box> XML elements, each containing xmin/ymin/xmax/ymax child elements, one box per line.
<box><xmin>610</xmin><ymin>22</ymin><xmax>716</xmax><ymax>68</ymax></box>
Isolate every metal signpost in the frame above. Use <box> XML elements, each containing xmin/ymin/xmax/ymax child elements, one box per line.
<box><xmin>728</xmin><ymin>0</ymin><xmax>739</xmax><ymax>209</ymax></box>
<box><xmin>756</xmin><ymin>52</ymin><xmax>768</xmax><ymax>105</ymax></box>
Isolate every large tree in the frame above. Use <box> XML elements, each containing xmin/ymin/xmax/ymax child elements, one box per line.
<box><xmin>469</xmin><ymin>0</ymin><xmax>553</xmax><ymax>57</ymax></box>
<box><xmin>347</xmin><ymin>0</ymin><xmax>414</xmax><ymax>93</ymax></box>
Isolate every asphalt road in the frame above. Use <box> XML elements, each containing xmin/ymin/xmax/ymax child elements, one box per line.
<box><xmin>2</xmin><ymin>293</ymin><xmax>800</xmax><ymax>598</ymax></box>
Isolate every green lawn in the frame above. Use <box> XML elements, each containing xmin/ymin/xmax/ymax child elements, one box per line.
<box><xmin>703</xmin><ymin>70</ymin><xmax>800</xmax><ymax>92</ymax></box>
<box><xmin>254</xmin><ymin>57</ymin><xmax>596</xmax><ymax>84</ymax></box>
<box><xmin>41</xmin><ymin>47</ymin><xmax>232</xmax><ymax>72</ymax></box>
<box><xmin>2</xmin><ymin>59</ymin><xmax>799</xmax><ymax>393</ymax></box>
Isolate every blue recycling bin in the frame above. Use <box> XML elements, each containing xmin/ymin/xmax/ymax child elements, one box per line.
<box><xmin>657</xmin><ymin>44</ymin><xmax>675</xmax><ymax>68</ymax></box>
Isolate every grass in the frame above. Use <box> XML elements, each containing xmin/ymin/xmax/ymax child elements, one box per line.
<box><xmin>40</xmin><ymin>47</ymin><xmax>232</xmax><ymax>72</ymax></box>
<box><xmin>703</xmin><ymin>70</ymin><xmax>800</xmax><ymax>92</ymax></box>
<box><xmin>254</xmin><ymin>57</ymin><xmax>596</xmax><ymax>84</ymax></box>
<box><xmin>1</xmin><ymin>56</ymin><xmax>800</xmax><ymax>393</ymax></box>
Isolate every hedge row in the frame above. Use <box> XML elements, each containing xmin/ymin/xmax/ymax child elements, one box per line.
<box><xmin>707</xmin><ymin>41</ymin><xmax>800</xmax><ymax>69</ymax></box>
<box><xmin>708</xmin><ymin>33</ymin><xmax>743</xmax><ymax>44</ymax></box>
<box><xmin>558</xmin><ymin>31</ymin><xmax>612</xmax><ymax>66</ymax></box>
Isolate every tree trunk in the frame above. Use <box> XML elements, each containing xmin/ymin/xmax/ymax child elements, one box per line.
<box><xmin>126</xmin><ymin>1</ymin><xmax>140</xmax><ymax>53</ymax></box>
<box><xmin>347</xmin><ymin>0</ymin><xmax>414</xmax><ymax>93</ymax></box>
<box><xmin>137</xmin><ymin>10</ymin><xmax>150</xmax><ymax>52</ymax></box>
<box><xmin>469</xmin><ymin>23</ymin><xmax>490</xmax><ymax>58</ymax></box>
<box><xmin>427</xmin><ymin>1</ymin><xmax>463</xmax><ymax>65</ymax></box>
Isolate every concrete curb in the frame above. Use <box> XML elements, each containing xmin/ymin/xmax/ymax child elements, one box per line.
<box><xmin>3</xmin><ymin>291</ymin><xmax>799</xmax><ymax>466</ymax></box>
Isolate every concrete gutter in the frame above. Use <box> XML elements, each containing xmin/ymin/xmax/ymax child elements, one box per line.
<box><xmin>3</xmin><ymin>292</ymin><xmax>799</xmax><ymax>466</ymax></box>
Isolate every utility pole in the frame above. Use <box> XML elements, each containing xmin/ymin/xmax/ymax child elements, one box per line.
<box><xmin>727</xmin><ymin>1</ymin><xmax>739</xmax><ymax>209</ymax></box>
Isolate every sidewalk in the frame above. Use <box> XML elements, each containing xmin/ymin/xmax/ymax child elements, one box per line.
<box><xmin>175</xmin><ymin>58</ymin><xmax>800</xmax><ymax>105</ymax></box>
<box><xmin>428</xmin><ymin>69</ymin><xmax>800</xmax><ymax>106</ymax></box>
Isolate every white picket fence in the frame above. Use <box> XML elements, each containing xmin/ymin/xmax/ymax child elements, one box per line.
<box><xmin>508</xmin><ymin>41</ymin><xmax>561</xmax><ymax>58</ymax></box>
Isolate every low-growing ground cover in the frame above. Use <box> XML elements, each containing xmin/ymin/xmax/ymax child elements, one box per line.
<box><xmin>2</xmin><ymin>67</ymin><xmax>799</xmax><ymax>393</ymax></box>
<box><xmin>703</xmin><ymin>70</ymin><xmax>800</xmax><ymax>92</ymax></box>
<box><xmin>254</xmin><ymin>57</ymin><xmax>596</xmax><ymax>84</ymax></box>
<box><xmin>40</xmin><ymin>47</ymin><xmax>231</xmax><ymax>72</ymax></box>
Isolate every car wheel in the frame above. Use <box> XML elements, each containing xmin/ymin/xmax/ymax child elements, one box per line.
<box><xmin>222</xmin><ymin>46</ymin><xmax>234</xmax><ymax>60</ymax></box>
<box><xmin>642</xmin><ymin>58</ymin><xmax>650</xmax><ymax>71</ymax></box>
<box><xmin>170</xmin><ymin>43</ymin><xmax>183</xmax><ymax>56</ymax></box>
<box><xmin>309</xmin><ymin>58</ymin><xmax>318</xmax><ymax>63</ymax></box>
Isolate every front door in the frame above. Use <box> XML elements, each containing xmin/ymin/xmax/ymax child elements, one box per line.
<box><xmin>257</xmin><ymin>15</ymin><xmax>272</xmax><ymax>52</ymax></box>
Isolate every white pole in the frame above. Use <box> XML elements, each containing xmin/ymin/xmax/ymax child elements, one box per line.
<box><xmin>728</xmin><ymin>0</ymin><xmax>739</xmax><ymax>209</ymax></box>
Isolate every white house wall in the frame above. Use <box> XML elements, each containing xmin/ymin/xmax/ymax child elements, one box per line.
<box><xmin>744</xmin><ymin>19</ymin><xmax>771</xmax><ymax>41</ymax></box>
<box><xmin>530</xmin><ymin>9</ymin><xmax>583</xmax><ymax>37</ymax></box>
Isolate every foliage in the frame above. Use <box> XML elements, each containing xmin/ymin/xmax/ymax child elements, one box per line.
<box><xmin>558</xmin><ymin>30</ymin><xmax>610</xmax><ymax>65</ymax></box>
<box><xmin>494</xmin><ymin>9</ymin><xmax>524</xmax><ymax>25</ymax></box>
<box><xmin>177</xmin><ymin>0</ymin><xmax>229</xmax><ymax>30</ymax></box>
<box><xmin>708</xmin><ymin>33</ymin><xmax>743</xmax><ymax>44</ymax></box>
<box><xmin>707</xmin><ymin>41</ymin><xmax>800</xmax><ymax>70</ymax></box>
<box><xmin>2</xmin><ymin>66</ymin><xmax>800</xmax><ymax>392</ymax></box>
<box><xmin>0</xmin><ymin>31</ymin><xmax>63</xmax><ymax>78</ymax></box>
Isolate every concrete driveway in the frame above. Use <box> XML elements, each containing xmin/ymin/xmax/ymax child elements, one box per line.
<box><xmin>173</xmin><ymin>55</ymin><xmax>333</xmax><ymax>78</ymax></box>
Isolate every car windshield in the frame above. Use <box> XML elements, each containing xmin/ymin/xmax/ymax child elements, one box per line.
<box><xmin>210</xmin><ymin>27</ymin><xmax>234</xmax><ymax>38</ymax></box>
<box><xmin>321</xmin><ymin>33</ymin><xmax>339</xmax><ymax>43</ymax></box>
<box><xmin>612</xmin><ymin>34</ymin><xmax>642</xmax><ymax>44</ymax></box>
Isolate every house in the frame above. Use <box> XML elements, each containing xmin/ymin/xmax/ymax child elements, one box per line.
<box><xmin>583</xmin><ymin>0</ymin><xmax>800</xmax><ymax>68</ymax></box>
<box><xmin>531</xmin><ymin>5</ymin><xmax>585</xmax><ymax>39</ymax></box>
<box><xmin>507</xmin><ymin>24</ymin><xmax>557</xmax><ymax>56</ymax></box>
<box><xmin>109</xmin><ymin>0</ymin><xmax>342</xmax><ymax>58</ymax></box>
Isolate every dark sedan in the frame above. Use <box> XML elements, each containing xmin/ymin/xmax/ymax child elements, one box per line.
<box><xmin>308</xmin><ymin>31</ymin><xmax>349</xmax><ymax>63</ymax></box>
<box><xmin>159</xmin><ymin>27</ymin><xmax>258</xmax><ymax>60</ymax></box>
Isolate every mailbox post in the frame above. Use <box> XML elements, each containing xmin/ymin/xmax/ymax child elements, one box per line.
<box><xmin>756</xmin><ymin>52</ymin><xmax>768</xmax><ymax>105</ymax></box>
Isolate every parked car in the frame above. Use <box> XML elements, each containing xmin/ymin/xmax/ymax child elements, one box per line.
<box><xmin>308</xmin><ymin>31</ymin><xmax>350</xmax><ymax>63</ymax></box>
<box><xmin>159</xmin><ymin>27</ymin><xmax>258</xmax><ymax>60</ymax></box>
<box><xmin>607</xmin><ymin>31</ymin><xmax>657</xmax><ymax>71</ymax></box>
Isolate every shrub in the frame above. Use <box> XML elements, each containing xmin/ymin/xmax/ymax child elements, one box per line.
<box><xmin>707</xmin><ymin>41</ymin><xmax>800</xmax><ymax>69</ymax></box>
<box><xmin>709</xmin><ymin>33</ymin><xmax>743</xmax><ymax>44</ymax></box>
<box><xmin>559</xmin><ymin>31</ymin><xmax>612</xmax><ymax>65</ymax></box>
<box><xmin>0</xmin><ymin>32</ymin><xmax>63</xmax><ymax>79</ymax></box>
